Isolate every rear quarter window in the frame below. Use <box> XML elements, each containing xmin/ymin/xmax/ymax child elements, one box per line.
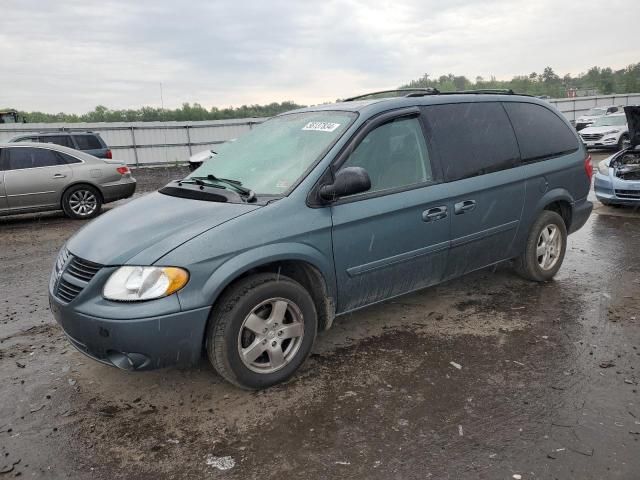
<box><xmin>503</xmin><ymin>102</ymin><xmax>579</xmax><ymax>162</ymax></box>
<box><xmin>422</xmin><ymin>102</ymin><xmax>520</xmax><ymax>181</ymax></box>
<box><xmin>73</xmin><ymin>134</ymin><xmax>103</xmax><ymax>150</ymax></box>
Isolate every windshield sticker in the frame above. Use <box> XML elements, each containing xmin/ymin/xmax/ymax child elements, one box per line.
<box><xmin>302</xmin><ymin>122</ymin><xmax>341</xmax><ymax>132</ymax></box>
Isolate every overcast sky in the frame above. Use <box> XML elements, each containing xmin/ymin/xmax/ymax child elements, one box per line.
<box><xmin>1</xmin><ymin>0</ymin><xmax>638</xmax><ymax>113</ymax></box>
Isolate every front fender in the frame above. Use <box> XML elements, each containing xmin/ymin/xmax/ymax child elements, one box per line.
<box><xmin>178</xmin><ymin>242</ymin><xmax>336</xmax><ymax>312</ymax></box>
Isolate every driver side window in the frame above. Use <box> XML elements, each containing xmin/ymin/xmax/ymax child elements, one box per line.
<box><xmin>340</xmin><ymin>117</ymin><xmax>432</xmax><ymax>194</ymax></box>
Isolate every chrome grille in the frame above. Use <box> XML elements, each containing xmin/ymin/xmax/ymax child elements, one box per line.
<box><xmin>580</xmin><ymin>133</ymin><xmax>604</xmax><ymax>141</ymax></box>
<box><xmin>66</xmin><ymin>256</ymin><xmax>102</xmax><ymax>282</ymax></box>
<box><xmin>53</xmin><ymin>249</ymin><xmax>102</xmax><ymax>303</ymax></box>
<box><xmin>56</xmin><ymin>278</ymin><xmax>83</xmax><ymax>303</ymax></box>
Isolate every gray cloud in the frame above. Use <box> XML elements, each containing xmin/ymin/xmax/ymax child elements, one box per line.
<box><xmin>1</xmin><ymin>0</ymin><xmax>638</xmax><ymax>113</ymax></box>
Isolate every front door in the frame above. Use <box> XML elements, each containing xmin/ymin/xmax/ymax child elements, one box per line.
<box><xmin>330</xmin><ymin>113</ymin><xmax>450</xmax><ymax>313</ymax></box>
<box><xmin>3</xmin><ymin>146</ymin><xmax>72</xmax><ymax>211</ymax></box>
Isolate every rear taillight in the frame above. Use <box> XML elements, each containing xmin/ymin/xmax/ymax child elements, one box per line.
<box><xmin>584</xmin><ymin>153</ymin><xmax>593</xmax><ymax>181</ymax></box>
<box><xmin>105</xmin><ymin>149</ymin><xmax>112</xmax><ymax>159</ymax></box>
<box><xmin>116</xmin><ymin>166</ymin><xmax>130</xmax><ymax>175</ymax></box>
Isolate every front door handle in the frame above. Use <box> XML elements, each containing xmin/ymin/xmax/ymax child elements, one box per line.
<box><xmin>422</xmin><ymin>206</ymin><xmax>448</xmax><ymax>222</ymax></box>
<box><xmin>52</xmin><ymin>173</ymin><xmax>67</xmax><ymax>179</ymax></box>
<box><xmin>454</xmin><ymin>200</ymin><xmax>476</xmax><ymax>215</ymax></box>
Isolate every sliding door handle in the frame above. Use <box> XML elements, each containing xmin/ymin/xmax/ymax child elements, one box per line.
<box><xmin>454</xmin><ymin>200</ymin><xmax>476</xmax><ymax>215</ymax></box>
<box><xmin>422</xmin><ymin>206</ymin><xmax>448</xmax><ymax>222</ymax></box>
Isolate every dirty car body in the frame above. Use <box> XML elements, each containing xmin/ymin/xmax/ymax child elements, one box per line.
<box><xmin>49</xmin><ymin>92</ymin><xmax>593</xmax><ymax>389</ymax></box>
<box><xmin>594</xmin><ymin>106</ymin><xmax>640</xmax><ymax>205</ymax></box>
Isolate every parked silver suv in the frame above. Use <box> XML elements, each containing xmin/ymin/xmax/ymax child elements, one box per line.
<box><xmin>0</xmin><ymin>142</ymin><xmax>136</xmax><ymax>219</ymax></box>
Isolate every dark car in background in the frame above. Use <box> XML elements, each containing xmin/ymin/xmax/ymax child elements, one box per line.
<box><xmin>9</xmin><ymin>131</ymin><xmax>112</xmax><ymax>159</ymax></box>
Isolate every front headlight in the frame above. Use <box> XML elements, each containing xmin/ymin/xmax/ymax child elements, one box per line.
<box><xmin>603</xmin><ymin>129</ymin><xmax>621</xmax><ymax>135</ymax></box>
<box><xmin>103</xmin><ymin>266</ymin><xmax>189</xmax><ymax>301</ymax></box>
<box><xmin>597</xmin><ymin>160</ymin><xmax>610</xmax><ymax>175</ymax></box>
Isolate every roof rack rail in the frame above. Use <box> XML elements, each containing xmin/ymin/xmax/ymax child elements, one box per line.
<box><xmin>343</xmin><ymin>88</ymin><xmax>440</xmax><ymax>102</ymax></box>
<box><xmin>438</xmin><ymin>89</ymin><xmax>516</xmax><ymax>95</ymax></box>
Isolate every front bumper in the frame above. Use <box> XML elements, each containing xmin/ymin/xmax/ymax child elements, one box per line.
<box><xmin>581</xmin><ymin>136</ymin><xmax>619</xmax><ymax>149</ymax></box>
<box><xmin>594</xmin><ymin>172</ymin><xmax>640</xmax><ymax>205</ymax></box>
<box><xmin>49</xmin><ymin>292</ymin><xmax>210</xmax><ymax>370</ymax></box>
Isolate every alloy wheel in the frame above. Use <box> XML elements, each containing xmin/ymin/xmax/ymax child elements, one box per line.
<box><xmin>536</xmin><ymin>224</ymin><xmax>562</xmax><ymax>270</ymax></box>
<box><xmin>69</xmin><ymin>190</ymin><xmax>98</xmax><ymax>216</ymax></box>
<box><xmin>237</xmin><ymin>297</ymin><xmax>305</xmax><ymax>374</ymax></box>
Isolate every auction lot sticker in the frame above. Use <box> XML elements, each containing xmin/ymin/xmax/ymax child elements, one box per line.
<box><xmin>302</xmin><ymin>122</ymin><xmax>341</xmax><ymax>132</ymax></box>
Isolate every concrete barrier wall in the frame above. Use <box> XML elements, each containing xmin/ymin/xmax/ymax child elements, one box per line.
<box><xmin>0</xmin><ymin>118</ymin><xmax>267</xmax><ymax>166</ymax></box>
<box><xmin>548</xmin><ymin>93</ymin><xmax>640</xmax><ymax>123</ymax></box>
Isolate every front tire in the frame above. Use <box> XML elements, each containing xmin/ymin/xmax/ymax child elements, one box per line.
<box><xmin>62</xmin><ymin>185</ymin><xmax>102</xmax><ymax>219</ymax></box>
<box><xmin>515</xmin><ymin>210</ymin><xmax>567</xmax><ymax>282</ymax></box>
<box><xmin>207</xmin><ymin>273</ymin><xmax>317</xmax><ymax>389</ymax></box>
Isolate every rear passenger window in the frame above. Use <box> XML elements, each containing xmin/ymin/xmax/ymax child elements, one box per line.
<box><xmin>6</xmin><ymin>147</ymin><xmax>66</xmax><ymax>170</ymax></box>
<box><xmin>73</xmin><ymin>135</ymin><xmax>102</xmax><ymax>150</ymax></box>
<box><xmin>40</xmin><ymin>135</ymin><xmax>74</xmax><ymax>148</ymax></box>
<box><xmin>422</xmin><ymin>102</ymin><xmax>520</xmax><ymax>181</ymax></box>
<box><xmin>503</xmin><ymin>102</ymin><xmax>579</xmax><ymax>162</ymax></box>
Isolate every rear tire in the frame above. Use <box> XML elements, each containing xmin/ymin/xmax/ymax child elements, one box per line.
<box><xmin>206</xmin><ymin>273</ymin><xmax>317</xmax><ymax>390</ymax></box>
<box><xmin>62</xmin><ymin>185</ymin><xmax>102</xmax><ymax>219</ymax></box>
<box><xmin>515</xmin><ymin>211</ymin><xmax>567</xmax><ymax>282</ymax></box>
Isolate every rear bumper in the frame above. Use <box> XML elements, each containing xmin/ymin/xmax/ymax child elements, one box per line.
<box><xmin>101</xmin><ymin>178</ymin><xmax>136</xmax><ymax>203</ymax></box>
<box><xmin>569</xmin><ymin>199</ymin><xmax>592</xmax><ymax>234</ymax></box>
<box><xmin>49</xmin><ymin>293</ymin><xmax>210</xmax><ymax>370</ymax></box>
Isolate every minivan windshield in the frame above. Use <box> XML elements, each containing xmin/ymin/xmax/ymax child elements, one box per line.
<box><xmin>592</xmin><ymin>115</ymin><xmax>627</xmax><ymax>127</ymax></box>
<box><xmin>190</xmin><ymin>111</ymin><xmax>357</xmax><ymax>195</ymax></box>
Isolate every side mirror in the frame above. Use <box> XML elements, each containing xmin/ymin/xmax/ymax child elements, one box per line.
<box><xmin>319</xmin><ymin>166</ymin><xmax>371</xmax><ymax>201</ymax></box>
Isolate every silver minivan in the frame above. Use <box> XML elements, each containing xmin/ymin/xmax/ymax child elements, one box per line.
<box><xmin>0</xmin><ymin>142</ymin><xmax>136</xmax><ymax>219</ymax></box>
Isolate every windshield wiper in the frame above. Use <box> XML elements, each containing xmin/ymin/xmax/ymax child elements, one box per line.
<box><xmin>186</xmin><ymin>175</ymin><xmax>256</xmax><ymax>202</ymax></box>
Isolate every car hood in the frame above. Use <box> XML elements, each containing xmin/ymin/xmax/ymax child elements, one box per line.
<box><xmin>66</xmin><ymin>192</ymin><xmax>260</xmax><ymax>266</ymax></box>
<box><xmin>624</xmin><ymin>106</ymin><xmax>640</xmax><ymax>148</ymax></box>
<box><xmin>579</xmin><ymin>124</ymin><xmax>627</xmax><ymax>134</ymax></box>
<box><xmin>577</xmin><ymin>115</ymin><xmax>600</xmax><ymax>123</ymax></box>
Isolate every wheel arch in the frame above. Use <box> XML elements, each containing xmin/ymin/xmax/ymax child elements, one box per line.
<box><xmin>60</xmin><ymin>181</ymin><xmax>104</xmax><ymax>208</ymax></box>
<box><xmin>535</xmin><ymin>188</ymin><xmax>573</xmax><ymax>231</ymax></box>
<box><xmin>201</xmin><ymin>244</ymin><xmax>337</xmax><ymax>335</ymax></box>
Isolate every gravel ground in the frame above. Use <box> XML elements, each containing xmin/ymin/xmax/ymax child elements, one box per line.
<box><xmin>1</xmin><ymin>153</ymin><xmax>639</xmax><ymax>479</ymax></box>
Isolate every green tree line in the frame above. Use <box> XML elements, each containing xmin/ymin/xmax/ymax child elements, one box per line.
<box><xmin>401</xmin><ymin>62</ymin><xmax>640</xmax><ymax>97</ymax></box>
<box><xmin>15</xmin><ymin>101</ymin><xmax>304</xmax><ymax>123</ymax></box>
<box><xmin>8</xmin><ymin>62</ymin><xmax>640</xmax><ymax>123</ymax></box>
